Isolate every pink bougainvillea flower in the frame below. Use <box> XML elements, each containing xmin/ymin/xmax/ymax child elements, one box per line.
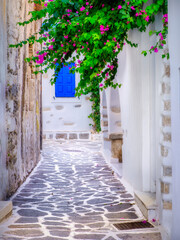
<box><xmin>151</xmin><ymin>46</ymin><xmax>154</xmax><ymax>49</ymax></box>
<box><xmin>118</xmin><ymin>5</ymin><xmax>122</xmax><ymax>9</ymax></box>
<box><xmin>113</xmin><ymin>37</ymin><xmax>117</xmax><ymax>41</ymax></box>
<box><xmin>112</xmin><ymin>8</ymin><xmax>114</xmax><ymax>11</ymax></box>
<box><xmin>107</xmin><ymin>40</ymin><xmax>110</xmax><ymax>42</ymax></box>
<box><xmin>90</xmin><ymin>67</ymin><xmax>92</xmax><ymax>69</ymax></box>
<box><xmin>127</xmin><ymin>2</ymin><xmax>130</xmax><ymax>5</ymax></box>
<box><xmin>131</xmin><ymin>6</ymin><xmax>135</xmax><ymax>10</ymax></box>
<box><xmin>108</xmin><ymin>65</ymin><xmax>114</xmax><ymax>70</ymax></box>
<box><xmin>104</xmin><ymin>43</ymin><xmax>106</xmax><ymax>45</ymax></box>
<box><xmin>77</xmin><ymin>23</ymin><xmax>79</xmax><ymax>25</ymax></box>
<box><xmin>90</xmin><ymin>6</ymin><xmax>93</xmax><ymax>8</ymax></box>
<box><xmin>154</xmin><ymin>48</ymin><xmax>158</xmax><ymax>53</ymax></box>
<box><xmin>82</xmin><ymin>46</ymin><xmax>84</xmax><ymax>49</ymax></box>
<box><xmin>80</xmin><ymin>6</ymin><xmax>85</xmax><ymax>11</ymax></box>
<box><xmin>152</xmin><ymin>219</ymin><xmax>156</xmax><ymax>222</ymax></box>
<box><xmin>61</xmin><ymin>44</ymin><xmax>64</xmax><ymax>47</ymax></box>
<box><xmin>159</xmin><ymin>33</ymin><xmax>163</xmax><ymax>40</ymax></box>
<box><xmin>135</xmin><ymin>13</ymin><xmax>139</xmax><ymax>16</ymax></box>
<box><xmin>97</xmin><ymin>74</ymin><xmax>100</xmax><ymax>76</ymax></box>
<box><xmin>145</xmin><ymin>16</ymin><xmax>150</xmax><ymax>22</ymax></box>
<box><xmin>86</xmin><ymin>42</ymin><xmax>89</xmax><ymax>45</ymax></box>
<box><xmin>106</xmin><ymin>73</ymin><xmax>109</xmax><ymax>76</ymax></box>
<box><xmin>44</xmin><ymin>3</ymin><xmax>47</xmax><ymax>7</ymax></box>
<box><xmin>67</xmin><ymin>14</ymin><xmax>70</xmax><ymax>16</ymax></box>
<box><xmin>86</xmin><ymin>12</ymin><xmax>89</xmax><ymax>15</ymax></box>
<box><xmin>99</xmin><ymin>83</ymin><xmax>103</xmax><ymax>87</ymax></box>
<box><xmin>86</xmin><ymin>2</ymin><xmax>89</xmax><ymax>5</ymax></box>
<box><xmin>102</xmin><ymin>4</ymin><xmax>104</xmax><ymax>7</ymax></box>
<box><xmin>78</xmin><ymin>60</ymin><xmax>81</xmax><ymax>64</ymax></box>
<box><xmin>48</xmin><ymin>45</ymin><xmax>53</xmax><ymax>50</ymax></box>
<box><xmin>127</xmin><ymin>21</ymin><xmax>130</xmax><ymax>24</ymax></box>
<box><xmin>73</xmin><ymin>43</ymin><xmax>76</xmax><ymax>47</ymax></box>
<box><xmin>64</xmin><ymin>35</ymin><xmax>68</xmax><ymax>39</ymax></box>
<box><xmin>87</xmin><ymin>48</ymin><xmax>90</xmax><ymax>50</ymax></box>
<box><xmin>142</xmin><ymin>220</ymin><xmax>147</xmax><ymax>223</ymax></box>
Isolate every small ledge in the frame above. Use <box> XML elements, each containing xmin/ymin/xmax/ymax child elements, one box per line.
<box><xmin>135</xmin><ymin>191</ymin><xmax>157</xmax><ymax>220</ymax></box>
<box><xmin>109</xmin><ymin>132</ymin><xmax>123</xmax><ymax>140</ymax></box>
<box><xmin>0</xmin><ymin>201</ymin><xmax>12</xmax><ymax>223</ymax></box>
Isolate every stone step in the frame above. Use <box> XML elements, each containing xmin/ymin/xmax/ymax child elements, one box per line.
<box><xmin>134</xmin><ymin>191</ymin><xmax>158</xmax><ymax>221</ymax></box>
<box><xmin>0</xmin><ymin>201</ymin><xmax>12</xmax><ymax>223</ymax></box>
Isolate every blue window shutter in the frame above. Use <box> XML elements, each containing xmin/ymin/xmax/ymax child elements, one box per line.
<box><xmin>55</xmin><ymin>63</ymin><xmax>75</xmax><ymax>97</ymax></box>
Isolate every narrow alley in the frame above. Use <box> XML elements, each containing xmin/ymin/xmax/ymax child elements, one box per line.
<box><xmin>0</xmin><ymin>140</ymin><xmax>161</xmax><ymax>240</ymax></box>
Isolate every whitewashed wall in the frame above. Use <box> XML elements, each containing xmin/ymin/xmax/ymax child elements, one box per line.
<box><xmin>42</xmin><ymin>68</ymin><xmax>93</xmax><ymax>140</ymax></box>
<box><xmin>168</xmin><ymin>1</ymin><xmax>180</xmax><ymax>239</ymax></box>
<box><xmin>101</xmin><ymin>15</ymin><xmax>173</xmax><ymax>239</ymax></box>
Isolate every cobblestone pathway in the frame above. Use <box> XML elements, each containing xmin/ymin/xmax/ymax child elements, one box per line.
<box><xmin>0</xmin><ymin>140</ymin><xmax>161</xmax><ymax>240</ymax></box>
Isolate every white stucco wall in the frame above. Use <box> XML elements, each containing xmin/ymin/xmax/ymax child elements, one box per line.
<box><xmin>116</xmin><ymin>27</ymin><xmax>163</xmax><ymax>193</ymax></box>
<box><xmin>101</xmin><ymin>13</ymin><xmax>173</xmax><ymax>239</ymax></box>
<box><xmin>168</xmin><ymin>1</ymin><xmax>180</xmax><ymax>239</ymax></box>
<box><xmin>42</xmin><ymin>68</ymin><xmax>93</xmax><ymax>139</ymax></box>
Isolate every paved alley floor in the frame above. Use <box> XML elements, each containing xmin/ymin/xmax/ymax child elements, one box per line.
<box><xmin>0</xmin><ymin>140</ymin><xmax>161</xmax><ymax>240</ymax></box>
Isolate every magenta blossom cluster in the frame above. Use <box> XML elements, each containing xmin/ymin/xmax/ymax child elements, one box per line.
<box><xmin>163</xmin><ymin>14</ymin><xmax>168</xmax><ymax>23</ymax></box>
<box><xmin>44</xmin><ymin>0</ymin><xmax>53</xmax><ymax>7</ymax></box>
<box><xmin>135</xmin><ymin>10</ymin><xmax>150</xmax><ymax>22</ymax></box>
<box><xmin>35</xmin><ymin>52</ymin><xmax>47</xmax><ymax>64</ymax></box>
<box><xmin>100</xmin><ymin>25</ymin><xmax>109</xmax><ymax>34</ymax></box>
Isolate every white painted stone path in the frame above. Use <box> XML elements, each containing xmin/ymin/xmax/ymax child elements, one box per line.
<box><xmin>0</xmin><ymin>140</ymin><xmax>161</xmax><ymax>240</ymax></box>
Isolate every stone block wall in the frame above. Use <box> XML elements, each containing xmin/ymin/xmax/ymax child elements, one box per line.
<box><xmin>159</xmin><ymin>54</ymin><xmax>172</xmax><ymax>236</ymax></box>
<box><xmin>0</xmin><ymin>0</ymin><xmax>42</xmax><ymax>199</ymax></box>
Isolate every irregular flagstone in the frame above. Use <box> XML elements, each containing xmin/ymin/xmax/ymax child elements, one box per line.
<box><xmin>117</xmin><ymin>232</ymin><xmax>162</xmax><ymax>240</ymax></box>
<box><xmin>5</xmin><ymin>229</ymin><xmax>44</xmax><ymax>237</ymax></box>
<box><xmin>49</xmin><ymin>231</ymin><xmax>70</xmax><ymax>237</ymax></box>
<box><xmin>74</xmin><ymin>234</ymin><xmax>106</xmax><ymax>239</ymax></box>
<box><xmin>15</xmin><ymin>217</ymin><xmax>39</xmax><ymax>223</ymax></box>
<box><xmin>0</xmin><ymin>140</ymin><xmax>161</xmax><ymax>239</ymax></box>
<box><xmin>105</xmin><ymin>237</ymin><xmax>117</xmax><ymax>240</ymax></box>
<box><xmin>17</xmin><ymin>209</ymin><xmax>48</xmax><ymax>217</ymax></box>
<box><xmin>104</xmin><ymin>203</ymin><xmax>132</xmax><ymax>212</ymax></box>
<box><xmin>105</xmin><ymin>212</ymin><xmax>138</xmax><ymax>219</ymax></box>
<box><xmin>8</xmin><ymin>224</ymin><xmax>41</xmax><ymax>228</ymax></box>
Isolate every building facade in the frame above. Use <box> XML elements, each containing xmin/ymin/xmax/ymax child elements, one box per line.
<box><xmin>42</xmin><ymin>67</ymin><xmax>93</xmax><ymax>140</ymax></box>
<box><xmin>100</xmin><ymin>2</ymin><xmax>180</xmax><ymax>239</ymax></box>
<box><xmin>0</xmin><ymin>0</ymin><xmax>42</xmax><ymax>200</ymax></box>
